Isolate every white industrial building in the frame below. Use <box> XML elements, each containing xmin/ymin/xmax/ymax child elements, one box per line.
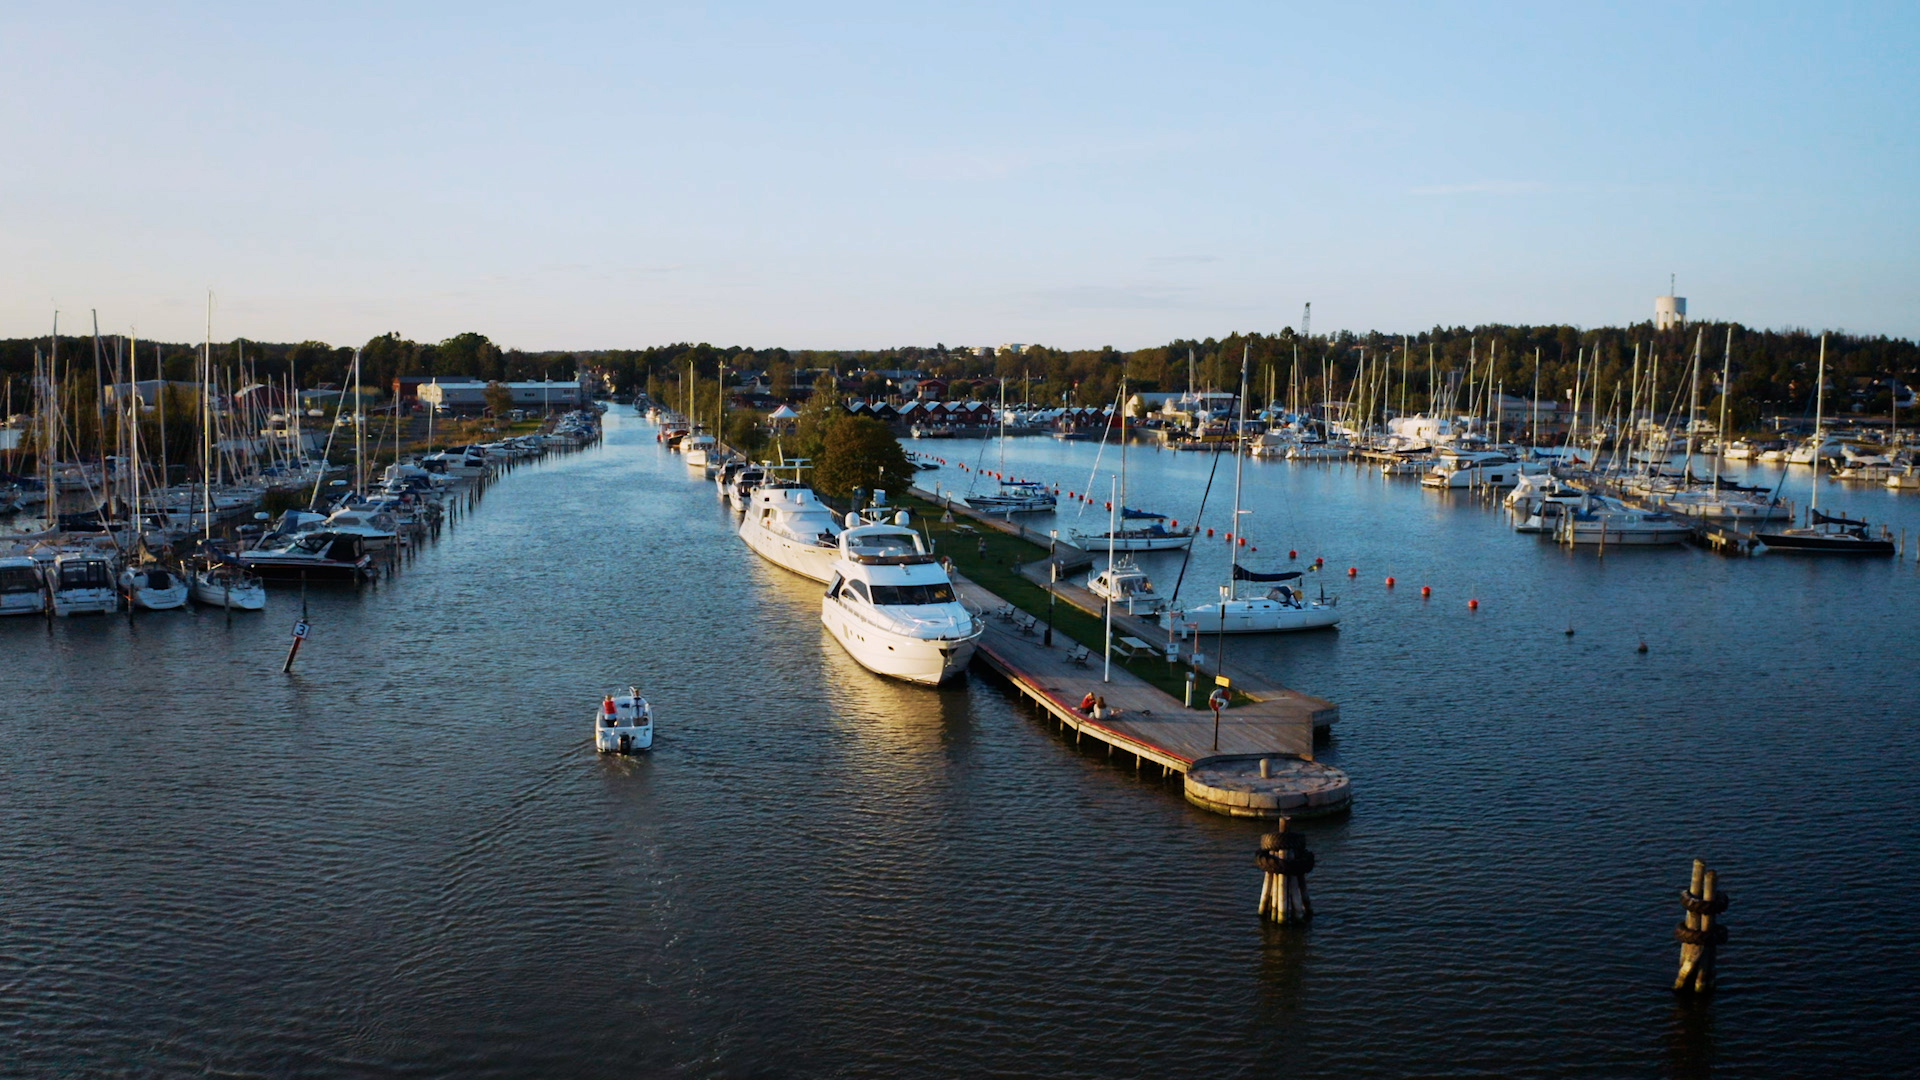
<box><xmin>417</xmin><ymin>378</ymin><xmax>586</xmax><ymax>415</ymax></box>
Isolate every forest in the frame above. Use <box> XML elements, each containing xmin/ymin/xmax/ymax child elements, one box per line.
<box><xmin>4</xmin><ymin>322</ymin><xmax>1916</xmax><ymax>438</ymax></box>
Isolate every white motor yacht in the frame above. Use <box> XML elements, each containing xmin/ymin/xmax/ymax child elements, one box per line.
<box><xmin>822</xmin><ymin>513</ymin><xmax>982</xmax><ymax>684</ymax></box>
<box><xmin>50</xmin><ymin>552</ymin><xmax>118</xmax><ymax>616</ymax></box>
<box><xmin>119</xmin><ymin>564</ymin><xmax>190</xmax><ymax>611</ymax></box>
<box><xmin>727</xmin><ymin>465</ymin><xmax>768</xmax><ymax>513</ymax></box>
<box><xmin>0</xmin><ymin>555</ymin><xmax>46</xmax><ymax>616</ymax></box>
<box><xmin>1420</xmin><ymin>450</ymin><xmax>1544</xmax><ymax>489</ymax></box>
<box><xmin>1086</xmin><ymin>556</ymin><xmax>1165</xmax><ymax>615</ymax></box>
<box><xmin>681</xmin><ymin>433</ymin><xmax>715</xmax><ymax>468</ymax></box>
<box><xmin>967</xmin><ymin>480</ymin><xmax>1056</xmax><ymax>514</ymax></box>
<box><xmin>738</xmin><ymin>482</ymin><xmax>845</xmax><ymax>583</ymax></box>
<box><xmin>594</xmin><ymin>688</ymin><xmax>654</xmax><ymax>754</ymax></box>
<box><xmin>324</xmin><ymin>508</ymin><xmax>400</xmax><ymax>551</ymax></box>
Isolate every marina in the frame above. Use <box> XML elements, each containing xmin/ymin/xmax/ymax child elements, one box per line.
<box><xmin>5</xmin><ymin>409</ymin><xmax>1919</xmax><ymax>1076</ymax></box>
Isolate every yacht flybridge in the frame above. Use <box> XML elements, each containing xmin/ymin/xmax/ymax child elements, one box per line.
<box><xmin>822</xmin><ymin>512</ymin><xmax>982</xmax><ymax>685</ymax></box>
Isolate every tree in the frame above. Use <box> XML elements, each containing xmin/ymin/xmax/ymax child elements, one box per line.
<box><xmin>483</xmin><ymin>380</ymin><xmax>513</xmax><ymax>417</ymax></box>
<box><xmin>814</xmin><ymin>416</ymin><xmax>910</xmax><ymax>500</ymax></box>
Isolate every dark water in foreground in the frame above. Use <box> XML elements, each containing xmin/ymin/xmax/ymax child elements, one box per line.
<box><xmin>3</xmin><ymin>415</ymin><xmax>1917</xmax><ymax>1078</ymax></box>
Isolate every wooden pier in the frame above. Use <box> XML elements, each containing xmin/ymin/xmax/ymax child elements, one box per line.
<box><xmin>953</xmin><ymin>573</ymin><xmax>1350</xmax><ymax>817</ymax></box>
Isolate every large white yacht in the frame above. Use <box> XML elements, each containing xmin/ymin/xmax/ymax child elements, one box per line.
<box><xmin>822</xmin><ymin>513</ymin><xmax>982</xmax><ymax>685</ymax></box>
<box><xmin>739</xmin><ymin>481</ymin><xmax>845</xmax><ymax>583</ymax></box>
<box><xmin>1420</xmin><ymin>450</ymin><xmax>1546</xmax><ymax>489</ymax></box>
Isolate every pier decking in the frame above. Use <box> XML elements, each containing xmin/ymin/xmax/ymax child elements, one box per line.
<box><xmin>959</xmin><ymin>577</ymin><xmax>1349</xmax><ymax>815</ymax></box>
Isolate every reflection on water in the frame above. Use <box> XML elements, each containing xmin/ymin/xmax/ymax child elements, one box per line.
<box><xmin>0</xmin><ymin>416</ymin><xmax>1915</xmax><ymax>1077</ymax></box>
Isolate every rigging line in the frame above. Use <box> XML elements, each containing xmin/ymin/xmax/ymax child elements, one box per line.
<box><xmin>1073</xmin><ymin>385</ymin><xmax>1123</xmax><ymax>522</ymax></box>
<box><xmin>1165</xmin><ymin>433</ymin><xmax>1229</xmax><ymax>609</ymax></box>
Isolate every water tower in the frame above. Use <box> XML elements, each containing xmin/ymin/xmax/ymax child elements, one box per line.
<box><xmin>1655</xmin><ymin>274</ymin><xmax>1686</xmax><ymax>330</ymax></box>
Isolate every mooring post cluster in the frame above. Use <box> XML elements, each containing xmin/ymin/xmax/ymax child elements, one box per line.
<box><xmin>1256</xmin><ymin>819</ymin><xmax>1315</xmax><ymax>923</ymax></box>
<box><xmin>1673</xmin><ymin>858</ymin><xmax>1729</xmax><ymax>993</ymax></box>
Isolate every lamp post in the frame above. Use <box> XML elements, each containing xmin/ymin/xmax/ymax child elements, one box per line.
<box><xmin>1045</xmin><ymin>529</ymin><xmax>1057</xmax><ymax>646</ymax></box>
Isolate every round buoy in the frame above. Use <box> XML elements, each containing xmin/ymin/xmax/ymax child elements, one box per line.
<box><xmin>1564</xmin><ymin>627</ymin><xmax>1575</xmax><ymax>637</ymax></box>
<box><xmin>1468</xmin><ymin>598</ymin><xmax>1480</xmax><ymax>610</ymax></box>
<box><xmin>1347</xmin><ymin>566</ymin><xmax>1357</xmax><ymax>577</ymax></box>
<box><xmin>1289</xmin><ymin>549</ymin><xmax>1298</xmax><ymax>559</ymax></box>
<box><xmin>1314</xmin><ymin>557</ymin><xmax>1324</xmax><ymax>567</ymax></box>
<box><xmin>1420</xmin><ymin>585</ymin><xmax>1431</xmax><ymax>597</ymax></box>
<box><xmin>1637</xmin><ymin>641</ymin><xmax>1649</xmax><ymax>653</ymax></box>
<box><xmin>1225</xmin><ymin>532</ymin><xmax>1233</xmax><ymax>542</ymax></box>
<box><xmin>1206</xmin><ymin>528</ymin><xmax>1214</xmax><ymax>537</ymax></box>
<box><xmin>1385</xmin><ymin>576</ymin><xmax>1396</xmax><ymax>587</ymax></box>
<box><xmin>1104</xmin><ymin>501</ymin><xmax>1112</xmax><ymax>510</ymax></box>
<box><xmin>1171</xmin><ymin>520</ymin><xmax>1179</xmax><ymax>528</ymax></box>
<box><xmin>1238</xmin><ymin>537</ymin><xmax>1247</xmax><ymax>546</ymax></box>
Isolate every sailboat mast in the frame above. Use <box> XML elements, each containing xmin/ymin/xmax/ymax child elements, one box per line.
<box><xmin>1230</xmin><ymin>345</ymin><xmax>1248</xmax><ymax>585</ymax></box>
<box><xmin>1715</xmin><ymin>328</ymin><xmax>1732</xmax><ymax>488</ymax></box>
<box><xmin>202</xmin><ymin>295</ymin><xmax>212</xmax><ymax>541</ymax></box>
<box><xmin>353</xmin><ymin>347</ymin><xmax>365</xmax><ymax>496</ymax></box>
<box><xmin>1684</xmin><ymin>329</ymin><xmax>1703</xmax><ymax>481</ymax></box>
<box><xmin>1811</xmin><ymin>334</ymin><xmax>1826</xmax><ymax>515</ymax></box>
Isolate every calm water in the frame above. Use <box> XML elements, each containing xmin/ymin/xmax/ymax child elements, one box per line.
<box><xmin>3</xmin><ymin>415</ymin><xmax>1917</xmax><ymax>1078</ymax></box>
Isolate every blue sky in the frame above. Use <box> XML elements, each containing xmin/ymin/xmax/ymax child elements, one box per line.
<box><xmin>3</xmin><ymin>1</ymin><xmax>1914</xmax><ymax>349</ymax></box>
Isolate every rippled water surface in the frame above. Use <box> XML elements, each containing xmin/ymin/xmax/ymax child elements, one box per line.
<box><xmin>4</xmin><ymin>415</ymin><xmax>1917</xmax><ymax>1078</ymax></box>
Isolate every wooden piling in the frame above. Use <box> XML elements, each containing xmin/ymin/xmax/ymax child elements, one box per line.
<box><xmin>1674</xmin><ymin>858</ymin><xmax>1729</xmax><ymax>994</ymax></box>
<box><xmin>1256</xmin><ymin>819</ymin><xmax>1316</xmax><ymax>923</ymax></box>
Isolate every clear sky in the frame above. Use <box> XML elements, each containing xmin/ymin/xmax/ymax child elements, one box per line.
<box><xmin>3</xmin><ymin>1</ymin><xmax>1915</xmax><ymax>350</ymax></box>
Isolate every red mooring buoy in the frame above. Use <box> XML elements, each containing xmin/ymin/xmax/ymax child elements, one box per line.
<box><xmin>1420</xmin><ymin>585</ymin><xmax>1431</xmax><ymax>597</ymax></box>
<box><xmin>1386</xmin><ymin>576</ymin><xmax>1396</xmax><ymax>587</ymax></box>
<box><xmin>1289</xmin><ymin>549</ymin><xmax>1298</xmax><ymax>559</ymax></box>
<box><xmin>1468</xmin><ymin>598</ymin><xmax>1480</xmax><ymax>610</ymax></box>
<box><xmin>1347</xmin><ymin>566</ymin><xmax>1357</xmax><ymax>577</ymax></box>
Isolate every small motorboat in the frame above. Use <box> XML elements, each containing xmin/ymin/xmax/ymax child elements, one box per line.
<box><xmin>595</xmin><ymin>688</ymin><xmax>654</xmax><ymax>754</ymax></box>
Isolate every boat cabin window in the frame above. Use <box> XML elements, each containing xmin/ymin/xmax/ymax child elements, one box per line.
<box><xmin>846</xmin><ymin>580</ymin><xmax>871</xmax><ymax>603</ymax></box>
<box><xmin>59</xmin><ymin>562</ymin><xmax>110</xmax><ymax>589</ymax></box>
<box><xmin>869</xmin><ymin>582</ymin><xmax>956</xmax><ymax>606</ymax></box>
<box><xmin>0</xmin><ymin>567</ymin><xmax>41</xmax><ymax>591</ymax></box>
<box><xmin>826</xmin><ymin>573</ymin><xmax>844</xmax><ymax>599</ymax></box>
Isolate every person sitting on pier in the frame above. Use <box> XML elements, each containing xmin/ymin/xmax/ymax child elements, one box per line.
<box><xmin>1078</xmin><ymin>691</ymin><xmax>1097</xmax><ymax>715</ymax></box>
<box><xmin>1092</xmin><ymin>695</ymin><xmax>1109</xmax><ymax>719</ymax></box>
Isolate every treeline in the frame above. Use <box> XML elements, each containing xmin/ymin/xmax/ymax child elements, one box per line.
<box><xmin>5</xmin><ymin>323</ymin><xmax>1916</xmax><ymax>433</ymax></box>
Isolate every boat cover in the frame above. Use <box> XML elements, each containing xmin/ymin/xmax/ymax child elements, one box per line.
<box><xmin>1233</xmin><ymin>566</ymin><xmax>1303</xmax><ymax>583</ymax></box>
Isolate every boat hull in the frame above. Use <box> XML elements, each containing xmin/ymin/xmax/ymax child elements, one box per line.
<box><xmin>1071</xmin><ymin>530</ymin><xmax>1194</xmax><ymax>552</ymax></box>
<box><xmin>821</xmin><ymin>601</ymin><xmax>979</xmax><ymax>684</ymax></box>
<box><xmin>1162</xmin><ymin>601</ymin><xmax>1341</xmax><ymax>634</ymax></box>
<box><xmin>1755</xmin><ymin>533</ymin><xmax>1896</xmax><ymax>555</ymax></box>
<box><xmin>739</xmin><ymin>518</ymin><xmax>841</xmax><ymax>583</ymax></box>
<box><xmin>190</xmin><ymin>573</ymin><xmax>268</xmax><ymax>610</ymax></box>
<box><xmin>1559</xmin><ymin>524</ymin><xmax>1693</xmax><ymax>546</ymax></box>
<box><xmin>53</xmin><ymin>588</ymin><xmax>117</xmax><ymax>617</ymax></box>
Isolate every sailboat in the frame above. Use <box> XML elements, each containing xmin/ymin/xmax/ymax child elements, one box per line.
<box><xmin>1160</xmin><ymin>349</ymin><xmax>1341</xmax><ymax>635</ymax></box>
<box><xmin>965</xmin><ymin>379</ymin><xmax>1056</xmax><ymax>514</ymax></box>
<box><xmin>1756</xmin><ymin>335</ymin><xmax>1895</xmax><ymax>555</ymax></box>
<box><xmin>1072</xmin><ymin>379</ymin><xmax>1195</xmax><ymax>552</ymax></box>
<box><xmin>187</xmin><ymin>298</ymin><xmax>268</xmax><ymax>609</ymax></box>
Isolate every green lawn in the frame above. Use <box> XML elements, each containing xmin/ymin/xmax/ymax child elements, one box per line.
<box><xmin>903</xmin><ymin>495</ymin><xmax>1239</xmax><ymax>705</ymax></box>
